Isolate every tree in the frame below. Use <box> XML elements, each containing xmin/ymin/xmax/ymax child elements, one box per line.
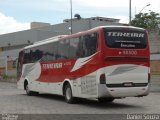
<box><xmin>130</xmin><ymin>11</ymin><xmax>160</xmax><ymax>30</ymax></box>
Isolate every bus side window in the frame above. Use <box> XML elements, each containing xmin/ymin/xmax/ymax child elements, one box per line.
<box><xmin>69</xmin><ymin>37</ymin><xmax>81</xmax><ymax>58</ymax></box>
<box><xmin>83</xmin><ymin>33</ymin><xmax>98</xmax><ymax>57</ymax></box>
<box><xmin>77</xmin><ymin>37</ymin><xmax>86</xmax><ymax>58</ymax></box>
<box><xmin>89</xmin><ymin>33</ymin><xmax>98</xmax><ymax>55</ymax></box>
<box><xmin>23</xmin><ymin>50</ymin><xmax>30</xmax><ymax>64</ymax></box>
<box><xmin>57</xmin><ymin>40</ymin><xmax>69</xmax><ymax>60</ymax></box>
<box><xmin>34</xmin><ymin>49</ymin><xmax>43</xmax><ymax>61</ymax></box>
<box><xmin>52</xmin><ymin>42</ymin><xmax>58</xmax><ymax>60</ymax></box>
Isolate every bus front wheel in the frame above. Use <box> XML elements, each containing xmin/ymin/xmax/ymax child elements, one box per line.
<box><xmin>24</xmin><ymin>82</ymin><xmax>38</xmax><ymax>96</ymax></box>
<box><xmin>64</xmin><ymin>84</ymin><xmax>75</xmax><ymax>103</ymax></box>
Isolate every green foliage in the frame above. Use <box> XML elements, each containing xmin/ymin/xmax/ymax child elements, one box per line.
<box><xmin>2</xmin><ymin>74</ymin><xmax>16</xmax><ymax>80</ymax></box>
<box><xmin>130</xmin><ymin>11</ymin><xmax>160</xmax><ymax>29</ymax></box>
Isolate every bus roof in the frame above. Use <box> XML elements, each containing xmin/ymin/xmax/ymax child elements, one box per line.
<box><xmin>24</xmin><ymin>35</ymin><xmax>67</xmax><ymax>49</ymax></box>
<box><xmin>92</xmin><ymin>25</ymin><xmax>145</xmax><ymax>31</ymax></box>
<box><xmin>23</xmin><ymin>25</ymin><xmax>146</xmax><ymax>50</ymax></box>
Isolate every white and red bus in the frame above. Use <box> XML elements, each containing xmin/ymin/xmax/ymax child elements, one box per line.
<box><xmin>17</xmin><ymin>26</ymin><xmax>150</xmax><ymax>103</ymax></box>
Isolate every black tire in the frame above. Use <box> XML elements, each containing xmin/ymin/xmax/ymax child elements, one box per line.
<box><xmin>64</xmin><ymin>84</ymin><xmax>75</xmax><ymax>103</ymax></box>
<box><xmin>98</xmin><ymin>97</ymin><xmax>114</xmax><ymax>103</ymax></box>
<box><xmin>25</xmin><ymin>83</ymin><xmax>39</xmax><ymax>96</ymax></box>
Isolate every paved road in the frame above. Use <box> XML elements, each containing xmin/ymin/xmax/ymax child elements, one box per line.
<box><xmin>0</xmin><ymin>80</ymin><xmax>160</xmax><ymax>115</ymax></box>
<box><xmin>0</xmin><ymin>76</ymin><xmax>159</xmax><ymax>119</ymax></box>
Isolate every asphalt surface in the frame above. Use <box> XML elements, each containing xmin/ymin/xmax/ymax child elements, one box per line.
<box><xmin>0</xmin><ymin>75</ymin><xmax>159</xmax><ymax>120</ymax></box>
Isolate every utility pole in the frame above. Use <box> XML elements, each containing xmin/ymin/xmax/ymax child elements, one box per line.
<box><xmin>129</xmin><ymin>0</ymin><xmax>132</xmax><ymax>24</ymax></box>
<box><xmin>70</xmin><ymin>0</ymin><xmax>73</xmax><ymax>34</ymax></box>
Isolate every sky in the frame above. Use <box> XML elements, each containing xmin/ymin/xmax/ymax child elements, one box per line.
<box><xmin>0</xmin><ymin>0</ymin><xmax>160</xmax><ymax>35</ymax></box>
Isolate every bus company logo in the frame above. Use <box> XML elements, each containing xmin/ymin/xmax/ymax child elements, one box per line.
<box><xmin>107</xmin><ymin>32</ymin><xmax>144</xmax><ymax>38</ymax></box>
<box><xmin>42</xmin><ymin>63</ymin><xmax>63</xmax><ymax>69</ymax></box>
<box><xmin>119</xmin><ymin>50</ymin><xmax>137</xmax><ymax>55</ymax></box>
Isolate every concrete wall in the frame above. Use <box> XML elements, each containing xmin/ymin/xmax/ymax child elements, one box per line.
<box><xmin>150</xmin><ymin>54</ymin><xmax>160</xmax><ymax>74</ymax></box>
<box><xmin>0</xmin><ymin>28</ymin><xmax>62</xmax><ymax>59</ymax></box>
<box><xmin>0</xmin><ymin>30</ymin><xmax>36</xmax><ymax>47</ymax></box>
<box><xmin>148</xmin><ymin>30</ymin><xmax>160</xmax><ymax>53</ymax></box>
<box><xmin>50</xmin><ymin>19</ymin><xmax>122</xmax><ymax>34</ymax></box>
<box><xmin>151</xmin><ymin>60</ymin><xmax>160</xmax><ymax>74</ymax></box>
<box><xmin>31</xmin><ymin>22</ymin><xmax>51</xmax><ymax>29</ymax></box>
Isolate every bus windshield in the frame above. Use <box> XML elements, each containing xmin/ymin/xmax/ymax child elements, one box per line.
<box><xmin>104</xmin><ymin>29</ymin><xmax>147</xmax><ymax>49</ymax></box>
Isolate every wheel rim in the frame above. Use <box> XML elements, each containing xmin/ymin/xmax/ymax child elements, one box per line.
<box><xmin>66</xmin><ymin>87</ymin><xmax>71</xmax><ymax>101</ymax></box>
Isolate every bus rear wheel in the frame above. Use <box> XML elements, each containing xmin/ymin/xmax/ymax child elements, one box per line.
<box><xmin>64</xmin><ymin>84</ymin><xmax>75</xmax><ymax>104</ymax></box>
<box><xmin>98</xmin><ymin>97</ymin><xmax>114</xmax><ymax>103</ymax></box>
